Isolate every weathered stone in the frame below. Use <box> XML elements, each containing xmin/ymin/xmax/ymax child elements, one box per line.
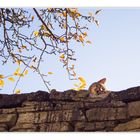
<box><xmin>39</xmin><ymin>122</ymin><xmax>73</xmax><ymax>132</ymax></box>
<box><xmin>109</xmin><ymin>101</ymin><xmax>126</xmax><ymax>107</ymax></box>
<box><xmin>27</xmin><ymin>91</ymin><xmax>49</xmax><ymax>101</ymax></box>
<box><xmin>95</xmin><ymin>122</ymin><xmax>105</xmax><ymax>130</ymax></box>
<box><xmin>46</xmin><ymin>110</ymin><xmax>85</xmax><ymax>122</ymax></box>
<box><xmin>0</xmin><ymin>94</ymin><xmax>27</xmax><ymax>109</ymax></box>
<box><xmin>88</xmin><ymin>92</ymin><xmax>110</xmax><ymax>100</ymax></box>
<box><xmin>17</xmin><ymin>106</ymin><xmax>36</xmax><ymax>113</ymax></box>
<box><xmin>17</xmin><ymin>113</ymin><xmax>37</xmax><ymax>124</ymax></box>
<box><xmin>86</xmin><ymin>108</ymin><xmax>115</xmax><ymax>121</ymax></box>
<box><xmin>76</xmin><ymin>90</ymin><xmax>89</xmax><ymax>98</ymax></box>
<box><xmin>10</xmin><ymin>123</ymin><xmax>37</xmax><ymax>131</ymax></box>
<box><xmin>104</xmin><ymin>121</ymin><xmax>116</xmax><ymax>129</ymax></box>
<box><xmin>17</xmin><ymin>109</ymin><xmax>85</xmax><ymax>124</ymax></box>
<box><xmin>84</xmin><ymin>123</ymin><xmax>95</xmax><ymax>131</ymax></box>
<box><xmin>116</xmin><ymin>107</ymin><xmax>127</xmax><ymax>120</ymax></box>
<box><xmin>75</xmin><ymin>122</ymin><xmax>106</xmax><ymax>131</ymax></box>
<box><xmin>0</xmin><ymin>114</ymin><xmax>17</xmax><ymax>128</ymax></box>
<box><xmin>128</xmin><ymin>101</ymin><xmax>140</xmax><ymax>117</ymax></box>
<box><xmin>59</xmin><ymin>122</ymin><xmax>73</xmax><ymax>131</ymax></box>
<box><xmin>111</xmin><ymin>86</ymin><xmax>140</xmax><ymax>102</ymax></box>
<box><xmin>11</xmin><ymin>128</ymin><xmax>37</xmax><ymax>132</ymax></box>
<box><xmin>86</xmin><ymin>107</ymin><xmax>127</xmax><ymax>121</ymax></box>
<box><xmin>75</xmin><ymin>122</ymin><xmax>86</xmax><ymax>131</ymax></box>
<box><xmin>114</xmin><ymin>118</ymin><xmax>140</xmax><ymax>131</ymax></box>
<box><xmin>22</xmin><ymin>101</ymin><xmax>40</xmax><ymax>107</ymax></box>
<box><xmin>130</xmin><ymin>129</ymin><xmax>140</xmax><ymax>132</ymax></box>
<box><xmin>84</xmin><ymin>101</ymin><xmax>126</xmax><ymax>109</ymax></box>
<box><xmin>84</xmin><ymin>122</ymin><xmax>105</xmax><ymax>131</ymax></box>
<box><xmin>0</xmin><ymin>124</ymin><xmax>8</xmax><ymax>132</ymax></box>
<box><xmin>17</xmin><ymin>112</ymin><xmax>49</xmax><ymax>124</ymax></box>
<box><xmin>0</xmin><ymin>86</ymin><xmax>140</xmax><ymax>132</ymax></box>
<box><xmin>2</xmin><ymin>108</ymin><xmax>16</xmax><ymax>114</ymax></box>
<box><xmin>75</xmin><ymin>121</ymin><xmax>116</xmax><ymax>131</ymax></box>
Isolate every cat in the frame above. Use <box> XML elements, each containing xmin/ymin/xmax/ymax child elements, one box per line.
<box><xmin>88</xmin><ymin>78</ymin><xmax>108</xmax><ymax>96</ymax></box>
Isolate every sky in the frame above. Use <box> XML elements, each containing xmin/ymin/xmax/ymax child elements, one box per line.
<box><xmin>1</xmin><ymin>8</ymin><xmax>140</xmax><ymax>94</ymax></box>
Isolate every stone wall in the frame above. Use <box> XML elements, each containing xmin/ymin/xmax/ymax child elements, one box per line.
<box><xmin>0</xmin><ymin>86</ymin><xmax>140</xmax><ymax>132</ymax></box>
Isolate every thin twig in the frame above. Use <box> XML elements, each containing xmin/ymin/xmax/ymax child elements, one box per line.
<box><xmin>12</xmin><ymin>59</ymin><xmax>32</xmax><ymax>94</ymax></box>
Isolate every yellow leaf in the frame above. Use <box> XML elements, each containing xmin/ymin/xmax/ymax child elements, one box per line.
<box><xmin>16</xmin><ymin>60</ymin><xmax>22</xmax><ymax>66</ymax></box>
<box><xmin>33</xmin><ymin>31</ymin><xmax>39</xmax><ymax>37</ymax></box>
<box><xmin>73</xmin><ymin>77</ymin><xmax>87</xmax><ymax>91</ymax></box>
<box><xmin>0</xmin><ymin>74</ymin><xmax>4</xmax><ymax>79</ymax></box>
<box><xmin>41</xmin><ymin>25</ymin><xmax>46</xmax><ymax>30</ymax></box>
<box><xmin>24</xmin><ymin>70</ymin><xmax>28</xmax><ymax>75</ymax></box>
<box><xmin>83</xmin><ymin>32</ymin><xmax>87</xmax><ymax>37</ymax></box>
<box><xmin>15</xmin><ymin>89</ymin><xmax>21</xmax><ymax>94</ymax></box>
<box><xmin>76</xmin><ymin>12</ymin><xmax>81</xmax><ymax>17</ymax></box>
<box><xmin>79</xmin><ymin>83</ymin><xmax>86</xmax><ymax>89</ymax></box>
<box><xmin>21</xmin><ymin>45</ymin><xmax>27</xmax><ymax>49</ymax></box>
<box><xmin>14</xmin><ymin>68</ymin><xmax>20</xmax><ymax>76</ymax></box>
<box><xmin>62</xmin><ymin>11</ymin><xmax>67</xmax><ymax>17</ymax></box>
<box><xmin>78</xmin><ymin>77</ymin><xmax>86</xmax><ymax>85</ymax></box>
<box><xmin>8</xmin><ymin>77</ymin><xmax>15</xmax><ymax>82</ymax></box>
<box><xmin>60</xmin><ymin>37</ymin><xmax>65</xmax><ymax>42</ymax></box>
<box><xmin>48</xmin><ymin>72</ymin><xmax>53</xmax><ymax>75</ymax></box>
<box><xmin>31</xmin><ymin>16</ymin><xmax>34</xmax><ymax>20</ymax></box>
<box><xmin>86</xmin><ymin>40</ymin><xmax>92</xmax><ymax>44</ymax></box>
<box><xmin>79</xmin><ymin>35</ymin><xmax>84</xmax><ymax>42</ymax></box>
<box><xmin>0</xmin><ymin>79</ymin><xmax>4</xmax><ymax>87</ymax></box>
<box><xmin>63</xmin><ymin>23</ymin><xmax>66</xmax><ymax>29</ymax></box>
<box><xmin>60</xmin><ymin>54</ymin><xmax>65</xmax><ymax>59</ymax></box>
<box><xmin>19</xmin><ymin>73</ymin><xmax>24</xmax><ymax>77</ymax></box>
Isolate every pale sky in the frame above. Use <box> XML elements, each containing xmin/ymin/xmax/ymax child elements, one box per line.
<box><xmin>1</xmin><ymin>8</ymin><xmax>140</xmax><ymax>94</ymax></box>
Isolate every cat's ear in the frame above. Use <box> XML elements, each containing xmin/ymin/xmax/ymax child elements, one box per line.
<box><xmin>98</xmin><ymin>78</ymin><xmax>106</xmax><ymax>84</ymax></box>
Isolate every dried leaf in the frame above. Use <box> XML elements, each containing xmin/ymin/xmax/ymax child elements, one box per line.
<box><xmin>60</xmin><ymin>37</ymin><xmax>65</xmax><ymax>42</ymax></box>
<box><xmin>14</xmin><ymin>68</ymin><xmax>20</xmax><ymax>76</ymax></box>
<box><xmin>83</xmin><ymin>32</ymin><xmax>87</xmax><ymax>37</ymax></box>
<box><xmin>79</xmin><ymin>35</ymin><xmax>84</xmax><ymax>42</ymax></box>
<box><xmin>78</xmin><ymin>77</ymin><xmax>86</xmax><ymax>85</ymax></box>
<box><xmin>15</xmin><ymin>89</ymin><xmax>21</xmax><ymax>94</ymax></box>
<box><xmin>62</xmin><ymin>11</ymin><xmax>67</xmax><ymax>17</ymax></box>
<box><xmin>16</xmin><ymin>60</ymin><xmax>22</xmax><ymax>66</ymax></box>
<box><xmin>48</xmin><ymin>72</ymin><xmax>53</xmax><ymax>75</ymax></box>
<box><xmin>21</xmin><ymin>45</ymin><xmax>27</xmax><ymax>49</ymax></box>
<box><xmin>24</xmin><ymin>70</ymin><xmax>28</xmax><ymax>75</ymax></box>
<box><xmin>33</xmin><ymin>31</ymin><xmax>39</xmax><ymax>37</ymax></box>
<box><xmin>0</xmin><ymin>74</ymin><xmax>4</xmax><ymax>79</ymax></box>
<box><xmin>8</xmin><ymin>77</ymin><xmax>15</xmax><ymax>82</ymax></box>
<box><xmin>86</xmin><ymin>40</ymin><xmax>92</xmax><ymax>44</ymax></box>
<box><xmin>0</xmin><ymin>79</ymin><xmax>4</xmax><ymax>87</ymax></box>
<box><xmin>60</xmin><ymin>54</ymin><xmax>65</xmax><ymax>59</ymax></box>
<box><xmin>31</xmin><ymin>16</ymin><xmax>34</xmax><ymax>20</ymax></box>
